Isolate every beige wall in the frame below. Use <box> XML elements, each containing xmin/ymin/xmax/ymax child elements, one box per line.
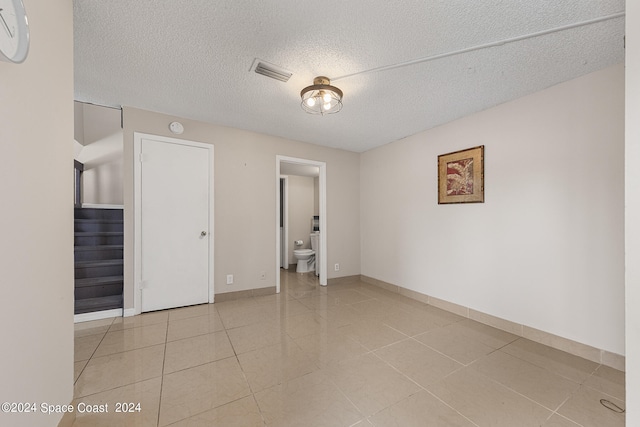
<box><xmin>287</xmin><ymin>175</ymin><xmax>316</xmax><ymax>265</ymax></box>
<box><xmin>74</xmin><ymin>102</ymin><xmax>124</xmax><ymax>205</ymax></box>
<box><xmin>122</xmin><ymin>107</ymin><xmax>360</xmax><ymax>306</ymax></box>
<box><xmin>0</xmin><ymin>1</ymin><xmax>74</xmax><ymax>426</ymax></box>
<box><xmin>626</xmin><ymin>1</ymin><xmax>639</xmax><ymax>423</ymax></box>
<box><xmin>361</xmin><ymin>64</ymin><xmax>625</xmax><ymax>356</ymax></box>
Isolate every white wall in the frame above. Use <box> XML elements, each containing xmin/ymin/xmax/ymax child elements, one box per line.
<box><xmin>626</xmin><ymin>1</ymin><xmax>639</xmax><ymax>423</ymax></box>
<box><xmin>122</xmin><ymin>107</ymin><xmax>360</xmax><ymax>305</ymax></box>
<box><xmin>75</xmin><ymin>102</ymin><xmax>124</xmax><ymax>205</ymax></box>
<box><xmin>287</xmin><ymin>175</ymin><xmax>316</xmax><ymax>265</ymax></box>
<box><xmin>0</xmin><ymin>1</ymin><xmax>74</xmax><ymax>426</ymax></box>
<box><xmin>314</xmin><ymin>176</ymin><xmax>320</xmax><ymax>215</ymax></box>
<box><xmin>361</xmin><ymin>64</ymin><xmax>624</xmax><ymax>356</ymax></box>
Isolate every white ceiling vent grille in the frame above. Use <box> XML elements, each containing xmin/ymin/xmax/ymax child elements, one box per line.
<box><xmin>251</xmin><ymin>59</ymin><xmax>292</xmax><ymax>82</ymax></box>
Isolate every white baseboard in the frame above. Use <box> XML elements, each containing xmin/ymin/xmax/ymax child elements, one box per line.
<box><xmin>123</xmin><ymin>308</ymin><xmax>136</xmax><ymax>317</ymax></box>
<box><xmin>74</xmin><ymin>308</ymin><xmax>123</xmax><ymax>323</ymax></box>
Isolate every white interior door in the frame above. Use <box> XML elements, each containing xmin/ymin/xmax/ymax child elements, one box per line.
<box><xmin>138</xmin><ymin>136</ymin><xmax>212</xmax><ymax>312</ymax></box>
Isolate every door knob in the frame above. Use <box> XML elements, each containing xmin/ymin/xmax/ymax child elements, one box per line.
<box><xmin>201</xmin><ymin>231</ymin><xmax>207</xmax><ymax>237</ymax></box>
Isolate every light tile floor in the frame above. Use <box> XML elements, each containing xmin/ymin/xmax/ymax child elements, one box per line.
<box><xmin>73</xmin><ymin>270</ymin><xmax>625</xmax><ymax>426</ymax></box>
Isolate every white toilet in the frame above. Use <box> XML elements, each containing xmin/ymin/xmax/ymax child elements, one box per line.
<box><xmin>293</xmin><ymin>233</ymin><xmax>319</xmax><ymax>273</ymax></box>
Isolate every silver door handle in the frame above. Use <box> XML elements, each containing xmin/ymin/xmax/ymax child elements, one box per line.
<box><xmin>201</xmin><ymin>231</ymin><xmax>207</xmax><ymax>237</ymax></box>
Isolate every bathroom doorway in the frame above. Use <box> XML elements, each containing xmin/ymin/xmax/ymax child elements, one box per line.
<box><xmin>276</xmin><ymin>156</ymin><xmax>327</xmax><ymax>292</ymax></box>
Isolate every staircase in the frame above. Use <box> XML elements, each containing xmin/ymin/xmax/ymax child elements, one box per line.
<box><xmin>74</xmin><ymin>208</ymin><xmax>123</xmax><ymax>314</ymax></box>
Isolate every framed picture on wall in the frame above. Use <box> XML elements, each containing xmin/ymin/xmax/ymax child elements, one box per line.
<box><xmin>438</xmin><ymin>145</ymin><xmax>484</xmax><ymax>204</ymax></box>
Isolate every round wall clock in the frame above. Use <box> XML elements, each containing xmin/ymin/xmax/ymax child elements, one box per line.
<box><xmin>0</xmin><ymin>0</ymin><xmax>30</xmax><ymax>64</ymax></box>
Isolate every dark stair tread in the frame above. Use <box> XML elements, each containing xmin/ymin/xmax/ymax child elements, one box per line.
<box><xmin>75</xmin><ymin>295</ymin><xmax>123</xmax><ymax>314</ymax></box>
<box><xmin>75</xmin><ymin>245</ymin><xmax>123</xmax><ymax>251</ymax></box>
<box><xmin>75</xmin><ymin>275</ymin><xmax>124</xmax><ymax>287</ymax></box>
<box><xmin>74</xmin><ymin>219</ymin><xmax>123</xmax><ymax>232</ymax></box>
<box><xmin>74</xmin><ymin>207</ymin><xmax>124</xmax><ymax>315</ymax></box>
<box><xmin>75</xmin><ymin>259</ymin><xmax>123</xmax><ymax>268</ymax></box>
<box><xmin>74</xmin><ymin>208</ymin><xmax>123</xmax><ymax>221</ymax></box>
<box><xmin>74</xmin><ymin>232</ymin><xmax>123</xmax><ymax>236</ymax></box>
<box><xmin>75</xmin><ymin>219</ymin><xmax>123</xmax><ymax>223</ymax></box>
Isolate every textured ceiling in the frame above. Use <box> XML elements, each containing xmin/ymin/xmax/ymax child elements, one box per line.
<box><xmin>73</xmin><ymin>0</ymin><xmax>625</xmax><ymax>153</ymax></box>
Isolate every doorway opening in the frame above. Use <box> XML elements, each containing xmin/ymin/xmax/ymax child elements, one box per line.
<box><xmin>276</xmin><ymin>156</ymin><xmax>327</xmax><ymax>292</ymax></box>
<box><xmin>73</xmin><ymin>102</ymin><xmax>124</xmax><ymax>322</ymax></box>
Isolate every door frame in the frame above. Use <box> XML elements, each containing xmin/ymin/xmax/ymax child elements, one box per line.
<box><xmin>276</xmin><ymin>155</ymin><xmax>327</xmax><ymax>291</ymax></box>
<box><xmin>280</xmin><ymin>176</ymin><xmax>289</xmax><ymax>269</ymax></box>
<box><xmin>133</xmin><ymin>132</ymin><xmax>215</xmax><ymax>315</ymax></box>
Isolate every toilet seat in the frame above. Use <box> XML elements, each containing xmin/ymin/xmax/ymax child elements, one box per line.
<box><xmin>293</xmin><ymin>249</ymin><xmax>314</xmax><ymax>257</ymax></box>
<box><xmin>293</xmin><ymin>249</ymin><xmax>316</xmax><ymax>273</ymax></box>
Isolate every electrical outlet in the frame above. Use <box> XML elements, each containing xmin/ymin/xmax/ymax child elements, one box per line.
<box><xmin>226</xmin><ymin>274</ymin><xmax>233</xmax><ymax>285</ymax></box>
<box><xmin>334</xmin><ymin>263</ymin><xmax>340</xmax><ymax>271</ymax></box>
<box><xmin>260</xmin><ymin>271</ymin><xmax>266</xmax><ymax>280</ymax></box>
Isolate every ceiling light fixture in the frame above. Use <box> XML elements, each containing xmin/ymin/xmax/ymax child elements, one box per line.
<box><xmin>300</xmin><ymin>76</ymin><xmax>343</xmax><ymax>115</ymax></box>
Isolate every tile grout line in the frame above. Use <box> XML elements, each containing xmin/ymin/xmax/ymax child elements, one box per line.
<box><xmin>221</xmin><ymin>299</ymin><xmax>270</xmax><ymax>424</ymax></box>
<box><xmin>496</xmin><ymin>337</ymin><xmax>602</xmax><ymax>385</ymax></box>
<box><xmin>470</xmin><ymin>343</ymin><xmax>591</xmax><ymax>419</ymax></box>
<box><xmin>475</xmin><ymin>366</ymin><xmax>568</xmax><ymax>415</ymax></box>
<box><xmin>547</xmin><ymin>392</ymin><xmax>583</xmax><ymax>426</ymax></box>
<box><xmin>423</xmin><ymin>387</ymin><xmax>483</xmax><ymax>427</ymax></box>
<box><xmin>405</xmin><ymin>334</ymin><xmax>472</xmax><ymax>368</ymax></box>
<box><xmin>367</xmin><ymin>320</ymin><xmax>575</xmax><ymax>425</ymax></box>
<box><xmin>155</xmin><ymin>318</ymin><xmax>169</xmax><ymax>427</ymax></box>
<box><xmin>73</xmin><ymin>322</ymin><xmax>167</xmax><ymax>400</ymax></box>
<box><xmin>486</xmin><ymin>343</ymin><xmax>590</xmax><ymax>417</ymax></box>
<box><xmin>73</xmin><ymin>316</ymin><xmax>117</xmax><ymax>387</ymax></box>
<box><xmin>367</xmin><ymin>349</ymin><xmax>481</xmax><ymax>427</ymax></box>
<box><xmin>74</xmin><ymin>367</ymin><xmax>165</xmax><ymax>400</ymax></box>
<box><xmin>280</xmin><ymin>274</ymin><xmax>366</xmax><ymax>423</ymax></box>
<box><xmin>89</xmin><ymin>322</ymin><xmax>169</xmax><ymax>359</ymax></box>
<box><xmin>321</xmin><ymin>369</ymin><xmax>369</xmax><ymax>422</ymax></box>
<box><xmin>250</xmin><ymin>392</ymin><xmax>268</xmax><ymax>426</ymax></box>
<box><xmin>160</xmin><ymin>304</ymin><xmax>255</xmax><ymax>426</ymax></box>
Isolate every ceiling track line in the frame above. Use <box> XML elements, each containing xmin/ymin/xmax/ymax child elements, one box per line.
<box><xmin>332</xmin><ymin>11</ymin><xmax>625</xmax><ymax>82</ymax></box>
<box><xmin>75</xmin><ymin>100</ymin><xmax>122</xmax><ymax>110</ymax></box>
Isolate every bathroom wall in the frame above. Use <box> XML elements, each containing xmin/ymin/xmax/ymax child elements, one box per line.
<box><xmin>314</xmin><ymin>176</ymin><xmax>320</xmax><ymax>215</ymax></box>
<box><xmin>122</xmin><ymin>106</ymin><xmax>361</xmax><ymax>303</ymax></box>
<box><xmin>361</xmin><ymin>64</ymin><xmax>624</xmax><ymax>356</ymax></box>
<box><xmin>287</xmin><ymin>175</ymin><xmax>316</xmax><ymax>266</ymax></box>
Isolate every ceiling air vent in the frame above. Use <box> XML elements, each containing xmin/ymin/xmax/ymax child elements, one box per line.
<box><xmin>251</xmin><ymin>59</ymin><xmax>292</xmax><ymax>83</ymax></box>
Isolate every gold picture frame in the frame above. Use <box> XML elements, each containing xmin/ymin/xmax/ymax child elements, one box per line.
<box><xmin>438</xmin><ymin>145</ymin><xmax>484</xmax><ymax>204</ymax></box>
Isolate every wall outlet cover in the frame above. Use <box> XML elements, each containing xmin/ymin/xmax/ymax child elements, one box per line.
<box><xmin>226</xmin><ymin>274</ymin><xmax>233</xmax><ymax>285</ymax></box>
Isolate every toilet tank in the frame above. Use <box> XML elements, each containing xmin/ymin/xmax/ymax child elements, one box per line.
<box><xmin>310</xmin><ymin>232</ymin><xmax>319</xmax><ymax>251</ymax></box>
